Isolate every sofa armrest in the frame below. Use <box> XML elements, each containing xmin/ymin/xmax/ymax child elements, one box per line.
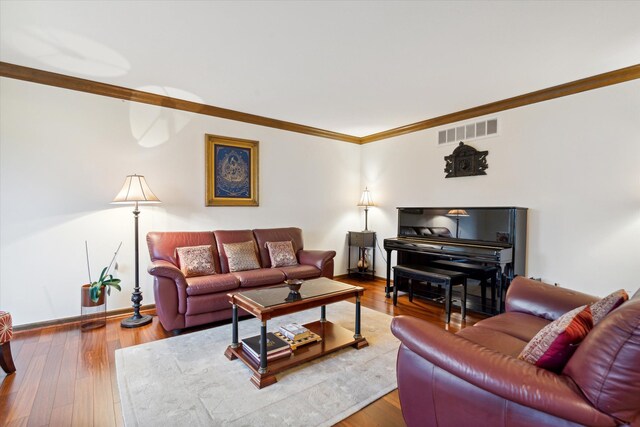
<box><xmin>298</xmin><ymin>250</ymin><xmax>336</xmax><ymax>270</ymax></box>
<box><xmin>391</xmin><ymin>316</ymin><xmax>611</xmax><ymax>426</ymax></box>
<box><xmin>505</xmin><ymin>276</ymin><xmax>599</xmax><ymax>321</ymax></box>
<box><xmin>148</xmin><ymin>260</ymin><xmax>188</xmax><ymax>314</ymax></box>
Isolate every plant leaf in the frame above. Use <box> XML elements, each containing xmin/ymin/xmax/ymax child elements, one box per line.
<box><xmin>99</xmin><ymin>266</ymin><xmax>108</xmax><ymax>282</ymax></box>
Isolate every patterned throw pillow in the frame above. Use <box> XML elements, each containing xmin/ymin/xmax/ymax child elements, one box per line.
<box><xmin>176</xmin><ymin>245</ymin><xmax>216</xmax><ymax>278</ymax></box>
<box><xmin>590</xmin><ymin>289</ymin><xmax>629</xmax><ymax>325</ymax></box>
<box><xmin>223</xmin><ymin>240</ymin><xmax>261</xmax><ymax>272</ymax></box>
<box><xmin>266</xmin><ymin>241</ymin><xmax>298</xmax><ymax>267</ymax></box>
<box><xmin>518</xmin><ymin>305</ymin><xmax>593</xmax><ymax>372</ymax></box>
<box><xmin>0</xmin><ymin>311</ymin><xmax>13</xmax><ymax>344</ymax></box>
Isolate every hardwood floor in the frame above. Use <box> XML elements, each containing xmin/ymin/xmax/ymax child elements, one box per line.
<box><xmin>0</xmin><ymin>277</ymin><xmax>485</xmax><ymax>426</ymax></box>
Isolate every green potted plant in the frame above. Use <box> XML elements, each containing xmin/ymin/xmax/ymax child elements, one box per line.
<box><xmin>83</xmin><ymin>241</ymin><xmax>122</xmax><ymax>305</ymax></box>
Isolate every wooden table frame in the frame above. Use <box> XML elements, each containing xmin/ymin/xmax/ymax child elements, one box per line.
<box><xmin>224</xmin><ymin>281</ymin><xmax>368</xmax><ymax>389</ymax></box>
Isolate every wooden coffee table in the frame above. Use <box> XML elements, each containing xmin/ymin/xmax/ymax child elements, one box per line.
<box><xmin>224</xmin><ymin>277</ymin><xmax>368</xmax><ymax>389</ymax></box>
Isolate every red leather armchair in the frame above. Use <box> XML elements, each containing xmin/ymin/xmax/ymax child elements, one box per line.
<box><xmin>391</xmin><ymin>277</ymin><xmax>640</xmax><ymax>427</ymax></box>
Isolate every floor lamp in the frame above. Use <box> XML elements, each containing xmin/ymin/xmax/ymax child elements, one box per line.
<box><xmin>112</xmin><ymin>174</ymin><xmax>161</xmax><ymax>328</ymax></box>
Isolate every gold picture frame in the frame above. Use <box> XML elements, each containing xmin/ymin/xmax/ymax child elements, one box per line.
<box><xmin>205</xmin><ymin>134</ymin><xmax>259</xmax><ymax>206</ymax></box>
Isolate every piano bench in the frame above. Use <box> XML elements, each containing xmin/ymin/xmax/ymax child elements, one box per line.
<box><xmin>393</xmin><ymin>265</ymin><xmax>468</xmax><ymax>323</ymax></box>
<box><xmin>425</xmin><ymin>260</ymin><xmax>498</xmax><ymax>305</ymax></box>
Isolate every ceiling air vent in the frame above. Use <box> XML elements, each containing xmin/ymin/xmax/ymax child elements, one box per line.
<box><xmin>438</xmin><ymin>118</ymin><xmax>498</xmax><ymax>145</ymax></box>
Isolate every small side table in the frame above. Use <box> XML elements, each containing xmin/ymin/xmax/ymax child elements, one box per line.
<box><xmin>347</xmin><ymin>231</ymin><xmax>376</xmax><ymax>280</ymax></box>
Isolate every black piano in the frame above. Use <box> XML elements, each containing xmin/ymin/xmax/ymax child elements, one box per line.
<box><xmin>384</xmin><ymin>207</ymin><xmax>527</xmax><ymax>314</ymax></box>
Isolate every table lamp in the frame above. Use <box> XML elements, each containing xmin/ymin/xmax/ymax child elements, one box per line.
<box><xmin>357</xmin><ymin>187</ymin><xmax>374</xmax><ymax>231</ymax></box>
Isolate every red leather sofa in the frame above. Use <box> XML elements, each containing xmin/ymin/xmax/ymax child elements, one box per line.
<box><xmin>146</xmin><ymin>227</ymin><xmax>336</xmax><ymax>333</ymax></box>
<box><xmin>391</xmin><ymin>276</ymin><xmax>640</xmax><ymax>427</ymax></box>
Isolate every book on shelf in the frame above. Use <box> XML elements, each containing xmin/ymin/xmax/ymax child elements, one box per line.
<box><xmin>278</xmin><ymin>323</ymin><xmax>311</xmax><ymax>341</ymax></box>
<box><xmin>244</xmin><ymin>346</ymin><xmax>292</xmax><ymax>365</ymax></box>
<box><xmin>241</xmin><ymin>332</ymin><xmax>290</xmax><ymax>360</ymax></box>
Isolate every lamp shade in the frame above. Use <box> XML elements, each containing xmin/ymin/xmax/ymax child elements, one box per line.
<box><xmin>112</xmin><ymin>175</ymin><xmax>161</xmax><ymax>204</ymax></box>
<box><xmin>446</xmin><ymin>209</ymin><xmax>468</xmax><ymax>216</ymax></box>
<box><xmin>357</xmin><ymin>187</ymin><xmax>374</xmax><ymax>207</ymax></box>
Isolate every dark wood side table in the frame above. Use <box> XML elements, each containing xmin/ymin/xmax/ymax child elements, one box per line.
<box><xmin>347</xmin><ymin>231</ymin><xmax>376</xmax><ymax>280</ymax></box>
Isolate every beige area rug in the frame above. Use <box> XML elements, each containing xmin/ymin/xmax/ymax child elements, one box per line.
<box><xmin>116</xmin><ymin>301</ymin><xmax>399</xmax><ymax>427</ymax></box>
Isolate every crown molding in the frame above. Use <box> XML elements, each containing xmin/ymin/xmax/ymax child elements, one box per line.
<box><xmin>2</xmin><ymin>61</ymin><xmax>638</xmax><ymax>145</ymax></box>
<box><xmin>360</xmin><ymin>64</ymin><xmax>640</xmax><ymax>144</ymax></box>
<box><xmin>0</xmin><ymin>61</ymin><xmax>361</xmax><ymax>144</ymax></box>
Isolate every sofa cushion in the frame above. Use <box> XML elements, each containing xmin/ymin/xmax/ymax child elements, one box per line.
<box><xmin>176</xmin><ymin>245</ymin><xmax>216</xmax><ymax>277</ymax></box>
<box><xmin>518</xmin><ymin>305</ymin><xmax>593</xmax><ymax>373</ymax></box>
<box><xmin>473</xmin><ymin>312</ymin><xmax>551</xmax><ymax>342</ymax></box>
<box><xmin>253</xmin><ymin>228</ymin><xmax>304</xmax><ymax>267</ymax></box>
<box><xmin>147</xmin><ymin>231</ymin><xmax>220</xmax><ymax>272</ymax></box>
<box><xmin>186</xmin><ymin>292</ymin><xmax>233</xmax><ymax>316</ymax></box>
<box><xmin>213</xmin><ymin>229</ymin><xmax>257</xmax><ymax>273</ymax></box>
<box><xmin>223</xmin><ymin>241</ymin><xmax>261</xmax><ymax>272</ymax></box>
<box><xmin>456</xmin><ymin>326</ymin><xmax>529</xmax><ymax>358</ymax></box>
<box><xmin>590</xmin><ymin>289</ymin><xmax>628</xmax><ymax>325</ymax></box>
<box><xmin>185</xmin><ymin>274</ymin><xmax>239</xmax><ymax>296</ymax></box>
<box><xmin>563</xmin><ymin>297</ymin><xmax>640</xmax><ymax>424</ymax></box>
<box><xmin>266</xmin><ymin>241</ymin><xmax>298</xmax><ymax>267</ymax></box>
<box><xmin>232</xmin><ymin>268</ymin><xmax>286</xmax><ymax>288</ymax></box>
<box><xmin>277</xmin><ymin>264</ymin><xmax>320</xmax><ymax>280</ymax></box>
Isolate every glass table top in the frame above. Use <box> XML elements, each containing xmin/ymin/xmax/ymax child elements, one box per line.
<box><xmin>237</xmin><ymin>278</ymin><xmax>358</xmax><ymax>308</ymax></box>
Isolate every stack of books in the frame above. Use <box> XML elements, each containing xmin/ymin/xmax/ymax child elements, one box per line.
<box><xmin>276</xmin><ymin>323</ymin><xmax>322</xmax><ymax>350</ymax></box>
<box><xmin>278</xmin><ymin>323</ymin><xmax>311</xmax><ymax>341</ymax></box>
<box><xmin>241</xmin><ymin>332</ymin><xmax>292</xmax><ymax>364</ymax></box>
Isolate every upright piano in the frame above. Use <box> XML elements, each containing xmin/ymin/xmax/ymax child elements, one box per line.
<box><xmin>384</xmin><ymin>206</ymin><xmax>527</xmax><ymax>313</ymax></box>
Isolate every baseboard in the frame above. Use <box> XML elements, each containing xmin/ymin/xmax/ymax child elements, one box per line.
<box><xmin>13</xmin><ymin>304</ymin><xmax>157</xmax><ymax>332</ymax></box>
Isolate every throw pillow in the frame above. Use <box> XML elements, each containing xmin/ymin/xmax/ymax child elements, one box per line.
<box><xmin>223</xmin><ymin>240</ymin><xmax>260</xmax><ymax>272</ymax></box>
<box><xmin>518</xmin><ymin>305</ymin><xmax>593</xmax><ymax>373</ymax></box>
<box><xmin>176</xmin><ymin>245</ymin><xmax>216</xmax><ymax>278</ymax></box>
<box><xmin>266</xmin><ymin>241</ymin><xmax>298</xmax><ymax>267</ymax></box>
<box><xmin>590</xmin><ymin>289</ymin><xmax>629</xmax><ymax>325</ymax></box>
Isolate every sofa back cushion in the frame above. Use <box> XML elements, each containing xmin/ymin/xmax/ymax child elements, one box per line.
<box><xmin>147</xmin><ymin>231</ymin><xmax>220</xmax><ymax>272</ymax></box>
<box><xmin>253</xmin><ymin>228</ymin><xmax>304</xmax><ymax>268</ymax></box>
<box><xmin>562</xmin><ymin>295</ymin><xmax>640</xmax><ymax>423</ymax></box>
<box><xmin>506</xmin><ymin>277</ymin><xmax>598</xmax><ymax>321</ymax></box>
<box><xmin>213</xmin><ymin>230</ymin><xmax>258</xmax><ymax>273</ymax></box>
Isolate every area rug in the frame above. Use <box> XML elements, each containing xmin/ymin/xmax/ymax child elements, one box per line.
<box><xmin>116</xmin><ymin>301</ymin><xmax>399</xmax><ymax>427</ymax></box>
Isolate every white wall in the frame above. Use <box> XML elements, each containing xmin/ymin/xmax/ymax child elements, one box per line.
<box><xmin>0</xmin><ymin>78</ymin><xmax>361</xmax><ymax>325</ymax></box>
<box><xmin>2</xmin><ymin>77</ymin><xmax>639</xmax><ymax>326</ymax></box>
<box><xmin>362</xmin><ymin>80</ymin><xmax>640</xmax><ymax>297</ymax></box>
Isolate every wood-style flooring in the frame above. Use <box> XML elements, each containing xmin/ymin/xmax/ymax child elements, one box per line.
<box><xmin>0</xmin><ymin>277</ymin><xmax>486</xmax><ymax>427</ymax></box>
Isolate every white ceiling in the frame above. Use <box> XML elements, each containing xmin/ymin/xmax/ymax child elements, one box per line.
<box><xmin>1</xmin><ymin>1</ymin><xmax>639</xmax><ymax>137</ymax></box>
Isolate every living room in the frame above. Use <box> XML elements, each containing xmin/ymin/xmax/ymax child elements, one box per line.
<box><xmin>1</xmin><ymin>1</ymin><xmax>639</xmax><ymax>426</ymax></box>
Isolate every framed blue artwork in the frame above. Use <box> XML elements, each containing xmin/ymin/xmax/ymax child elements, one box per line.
<box><xmin>205</xmin><ymin>134</ymin><xmax>259</xmax><ymax>206</ymax></box>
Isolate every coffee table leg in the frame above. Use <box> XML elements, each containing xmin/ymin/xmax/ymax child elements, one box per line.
<box><xmin>320</xmin><ymin>305</ymin><xmax>326</xmax><ymax>323</ymax></box>
<box><xmin>354</xmin><ymin>296</ymin><xmax>362</xmax><ymax>339</ymax></box>
<box><xmin>259</xmin><ymin>321</ymin><xmax>268</xmax><ymax>374</ymax></box>
<box><xmin>231</xmin><ymin>304</ymin><xmax>239</xmax><ymax>348</ymax></box>
<box><xmin>225</xmin><ymin>304</ymin><xmax>240</xmax><ymax>360</ymax></box>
